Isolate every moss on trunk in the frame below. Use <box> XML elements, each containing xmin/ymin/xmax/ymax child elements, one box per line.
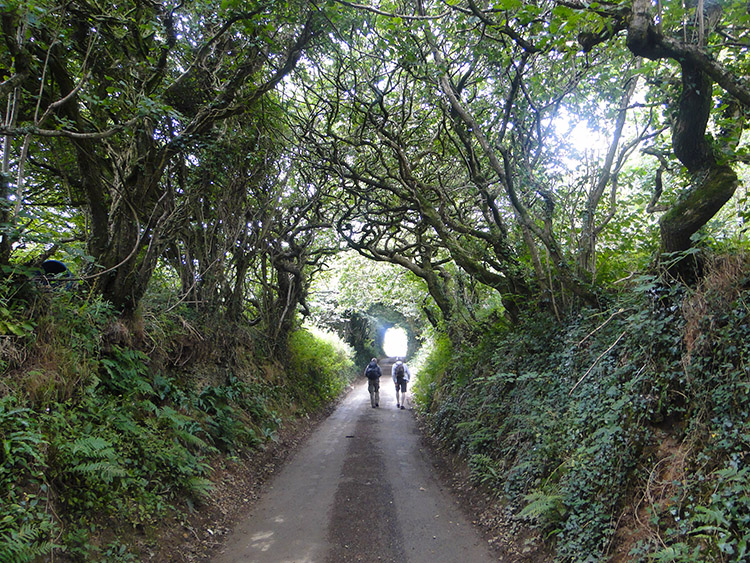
<box><xmin>660</xmin><ymin>164</ymin><xmax>738</xmax><ymax>254</ymax></box>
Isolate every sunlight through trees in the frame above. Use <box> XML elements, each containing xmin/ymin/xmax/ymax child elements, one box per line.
<box><xmin>383</xmin><ymin>327</ymin><xmax>408</xmax><ymax>358</ymax></box>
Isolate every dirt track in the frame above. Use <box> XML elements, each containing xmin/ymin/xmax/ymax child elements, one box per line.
<box><xmin>211</xmin><ymin>367</ymin><xmax>497</xmax><ymax>562</ymax></box>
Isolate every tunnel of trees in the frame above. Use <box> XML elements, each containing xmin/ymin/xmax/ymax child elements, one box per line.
<box><xmin>344</xmin><ymin>306</ymin><xmax>417</xmax><ymax>364</ymax></box>
<box><xmin>3</xmin><ymin>0</ymin><xmax>750</xmax><ymax>561</ymax></box>
<box><xmin>4</xmin><ymin>0</ymin><xmax>749</xmax><ymax>335</ymax></box>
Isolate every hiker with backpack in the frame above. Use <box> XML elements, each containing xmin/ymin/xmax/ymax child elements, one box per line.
<box><xmin>364</xmin><ymin>358</ymin><xmax>382</xmax><ymax>408</ymax></box>
<box><xmin>392</xmin><ymin>359</ymin><xmax>411</xmax><ymax>409</ymax></box>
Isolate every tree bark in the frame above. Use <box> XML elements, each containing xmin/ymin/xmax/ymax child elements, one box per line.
<box><xmin>659</xmin><ymin>165</ymin><xmax>737</xmax><ymax>253</ymax></box>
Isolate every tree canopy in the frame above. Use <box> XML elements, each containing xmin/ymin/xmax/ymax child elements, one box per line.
<box><xmin>2</xmin><ymin>0</ymin><xmax>750</xmax><ymax>340</ymax></box>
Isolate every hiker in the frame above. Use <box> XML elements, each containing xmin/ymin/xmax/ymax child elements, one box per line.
<box><xmin>364</xmin><ymin>358</ymin><xmax>382</xmax><ymax>408</ymax></box>
<box><xmin>392</xmin><ymin>359</ymin><xmax>411</xmax><ymax>409</ymax></box>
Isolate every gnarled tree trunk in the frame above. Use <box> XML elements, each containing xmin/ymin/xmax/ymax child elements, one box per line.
<box><xmin>658</xmin><ymin>62</ymin><xmax>738</xmax><ymax>255</ymax></box>
<box><xmin>626</xmin><ymin>0</ymin><xmax>739</xmax><ymax>272</ymax></box>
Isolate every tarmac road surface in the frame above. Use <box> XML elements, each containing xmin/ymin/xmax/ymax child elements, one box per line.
<box><xmin>212</xmin><ymin>364</ymin><xmax>497</xmax><ymax>563</ymax></box>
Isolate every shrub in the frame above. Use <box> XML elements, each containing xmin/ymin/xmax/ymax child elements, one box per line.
<box><xmin>286</xmin><ymin>324</ymin><xmax>355</xmax><ymax>411</ymax></box>
<box><xmin>411</xmin><ymin>333</ymin><xmax>453</xmax><ymax>411</ymax></box>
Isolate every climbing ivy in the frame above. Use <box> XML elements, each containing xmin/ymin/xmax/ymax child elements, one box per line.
<box><xmin>416</xmin><ymin>262</ymin><xmax>750</xmax><ymax>561</ymax></box>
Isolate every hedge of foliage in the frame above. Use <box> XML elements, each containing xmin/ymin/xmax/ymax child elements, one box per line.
<box><xmin>0</xmin><ymin>281</ymin><xmax>354</xmax><ymax>562</ymax></box>
<box><xmin>414</xmin><ymin>257</ymin><xmax>750</xmax><ymax>562</ymax></box>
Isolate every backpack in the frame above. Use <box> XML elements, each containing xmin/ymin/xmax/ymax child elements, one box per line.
<box><xmin>394</xmin><ymin>363</ymin><xmax>405</xmax><ymax>380</ymax></box>
<box><xmin>365</xmin><ymin>363</ymin><xmax>380</xmax><ymax>379</ymax></box>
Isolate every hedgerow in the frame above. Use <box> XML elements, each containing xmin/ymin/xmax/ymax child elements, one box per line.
<box><xmin>0</xmin><ymin>282</ymin><xmax>354</xmax><ymax>562</ymax></box>
<box><xmin>416</xmin><ymin>256</ymin><xmax>750</xmax><ymax>561</ymax></box>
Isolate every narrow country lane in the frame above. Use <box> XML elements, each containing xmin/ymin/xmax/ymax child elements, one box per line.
<box><xmin>211</xmin><ymin>364</ymin><xmax>498</xmax><ymax>563</ymax></box>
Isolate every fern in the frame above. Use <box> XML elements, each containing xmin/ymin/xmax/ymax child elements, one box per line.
<box><xmin>173</xmin><ymin>428</ymin><xmax>210</xmax><ymax>450</ymax></box>
<box><xmin>99</xmin><ymin>347</ymin><xmax>154</xmax><ymax>396</ymax></box>
<box><xmin>71</xmin><ymin>461</ymin><xmax>127</xmax><ymax>483</ymax></box>
<box><xmin>648</xmin><ymin>544</ymin><xmax>704</xmax><ymax>563</ymax></box>
<box><xmin>157</xmin><ymin>406</ymin><xmax>211</xmax><ymax>451</ymax></box>
<box><xmin>69</xmin><ymin>436</ymin><xmax>127</xmax><ymax>483</ymax></box>
<box><xmin>467</xmin><ymin>453</ymin><xmax>501</xmax><ymax>490</ymax></box>
<box><xmin>184</xmin><ymin>476</ymin><xmax>214</xmax><ymax>499</ymax></box>
<box><xmin>0</xmin><ymin>524</ymin><xmax>56</xmax><ymax>563</ymax></box>
<box><xmin>71</xmin><ymin>436</ymin><xmax>114</xmax><ymax>456</ymax></box>
<box><xmin>518</xmin><ymin>489</ymin><xmax>566</xmax><ymax>529</ymax></box>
